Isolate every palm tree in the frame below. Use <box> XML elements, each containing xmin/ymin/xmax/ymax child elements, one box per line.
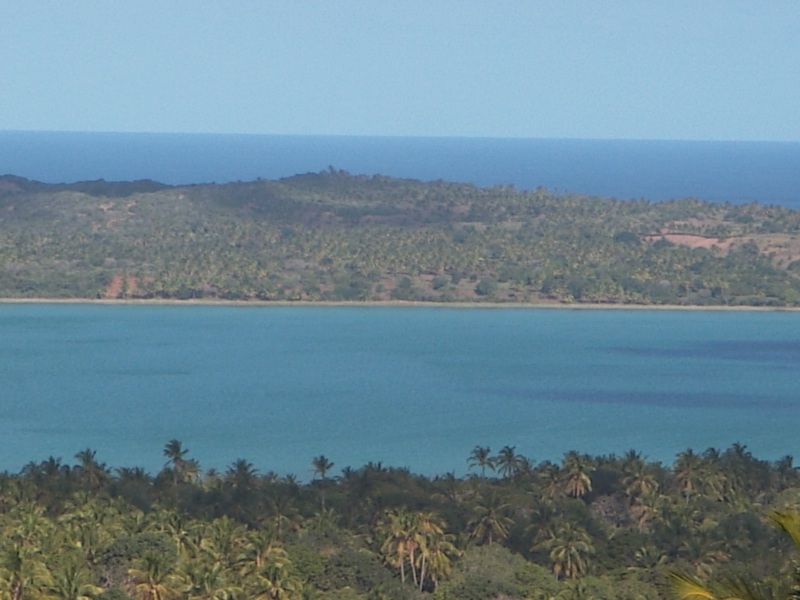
<box><xmin>774</xmin><ymin>455</ymin><xmax>798</xmax><ymax>489</ymax></box>
<box><xmin>538</xmin><ymin>521</ymin><xmax>595</xmax><ymax>580</ymax></box>
<box><xmin>264</xmin><ymin>493</ymin><xmax>301</xmax><ymax>541</ymax></box>
<box><xmin>249</xmin><ymin>561</ymin><xmax>299</xmax><ymax>600</ymax></box>
<box><xmin>0</xmin><ymin>540</ymin><xmax>49</xmax><ymax>600</ymax></box>
<box><xmin>74</xmin><ymin>448</ymin><xmax>109</xmax><ymax>491</ymax></box>
<box><xmin>629</xmin><ymin>489</ymin><xmax>667</xmax><ymax>531</ymax></box>
<box><xmin>306</xmin><ymin>507</ymin><xmax>340</xmax><ymax>537</ymax></box>
<box><xmin>311</xmin><ymin>455</ymin><xmax>334</xmax><ymax>481</ymax></box>
<box><xmin>516</xmin><ymin>454</ymin><xmax>535</xmax><ymax>479</ymax></box>
<box><xmin>677</xmin><ymin>533</ymin><xmax>729</xmax><ymax>579</ymax></box>
<box><xmin>674</xmin><ymin>449</ymin><xmax>705</xmax><ymax>504</ymax></box>
<box><xmin>379</xmin><ymin>508</ymin><xmax>417</xmax><ymax>584</ymax></box>
<box><xmin>225</xmin><ymin>459</ymin><xmax>259</xmax><ymax>517</ymax></box>
<box><xmin>128</xmin><ymin>551</ymin><xmax>183</xmax><ymax>600</ymax></box>
<box><xmin>201</xmin><ymin>517</ymin><xmax>246</xmax><ymax>570</ymax></box>
<box><xmin>311</xmin><ymin>455</ymin><xmax>334</xmax><ymax>510</ymax></box>
<box><xmin>467</xmin><ymin>446</ymin><xmax>495</xmax><ymax>478</ymax></box>
<box><xmin>537</xmin><ymin>461</ymin><xmax>563</xmax><ymax>499</ymax></box>
<box><xmin>180</xmin><ymin>560</ymin><xmax>240</xmax><ymax>600</ymax></box>
<box><xmin>622</xmin><ymin>458</ymin><xmax>659</xmax><ymax>501</ymax></box>
<box><xmin>9</xmin><ymin>501</ymin><xmax>52</xmax><ymax>546</ymax></box>
<box><xmin>425</xmin><ymin>532</ymin><xmax>459</xmax><ymax>593</ymax></box>
<box><xmin>468</xmin><ymin>492</ymin><xmax>513</xmax><ymax>546</ymax></box>
<box><xmin>412</xmin><ymin>511</ymin><xmax>445</xmax><ymax>592</ymax></box>
<box><xmin>561</xmin><ymin>451</ymin><xmax>595</xmax><ymax>498</ymax></box>
<box><xmin>379</xmin><ymin>508</ymin><xmax>453</xmax><ymax>592</ymax></box>
<box><xmin>58</xmin><ymin>500</ymin><xmax>116</xmax><ymax>565</ymax></box>
<box><xmin>236</xmin><ymin>529</ymin><xmax>286</xmax><ymax>576</ymax></box>
<box><xmin>494</xmin><ymin>445</ymin><xmax>521</xmax><ymax>479</ymax></box>
<box><xmin>163</xmin><ymin>439</ymin><xmax>193</xmax><ymax>486</ymax></box>
<box><xmin>42</xmin><ymin>553</ymin><xmax>103</xmax><ymax>600</ymax></box>
<box><xmin>212</xmin><ymin>466</ymin><xmax>234</xmax><ymax>491</ymax></box>
<box><xmin>621</xmin><ymin>449</ymin><xmax>644</xmax><ymax>471</ymax></box>
<box><xmin>670</xmin><ymin>509</ymin><xmax>800</xmax><ymax>600</ymax></box>
<box><xmin>155</xmin><ymin>509</ymin><xmax>196</xmax><ymax>559</ymax></box>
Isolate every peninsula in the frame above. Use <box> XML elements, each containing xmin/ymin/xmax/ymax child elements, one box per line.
<box><xmin>1</xmin><ymin>171</ymin><xmax>799</xmax><ymax>306</ymax></box>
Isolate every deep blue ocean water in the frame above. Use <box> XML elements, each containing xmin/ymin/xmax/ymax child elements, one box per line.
<box><xmin>1</xmin><ymin>131</ymin><xmax>799</xmax><ymax>206</ymax></box>
<box><xmin>1</xmin><ymin>304</ymin><xmax>798</xmax><ymax>477</ymax></box>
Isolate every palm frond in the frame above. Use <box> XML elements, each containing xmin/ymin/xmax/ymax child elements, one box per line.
<box><xmin>768</xmin><ymin>510</ymin><xmax>800</xmax><ymax>550</ymax></box>
<box><xmin>669</xmin><ymin>572</ymin><xmax>772</xmax><ymax>600</ymax></box>
<box><xmin>669</xmin><ymin>573</ymin><xmax>719</xmax><ymax>600</ymax></box>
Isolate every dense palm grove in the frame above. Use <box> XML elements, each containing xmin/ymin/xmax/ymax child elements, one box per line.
<box><xmin>2</xmin><ymin>171</ymin><xmax>800</xmax><ymax>305</ymax></box>
<box><xmin>2</xmin><ymin>441</ymin><xmax>800</xmax><ymax>599</ymax></box>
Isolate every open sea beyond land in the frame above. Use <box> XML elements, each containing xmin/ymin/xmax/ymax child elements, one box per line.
<box><xmin>1</xmin><ymin>304</ymin><xmax>799</xmax><ymax>477</ymax></box>
<box><xmin>1</xmin><ymin>131</ymin><xmax>800</xmax><ymax>206</ymax></box>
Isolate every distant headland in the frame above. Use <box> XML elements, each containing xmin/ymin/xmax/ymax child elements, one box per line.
<box><xmin>1</xmin><ymin>171</ymin><xmax>800</xmax><ymax>307</ymax></box>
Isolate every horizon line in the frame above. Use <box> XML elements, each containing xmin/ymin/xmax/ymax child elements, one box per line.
<box><xmin>2</xmin><ymin>128</ymin><xmax>799</xmax><ymax>145</ymax></box>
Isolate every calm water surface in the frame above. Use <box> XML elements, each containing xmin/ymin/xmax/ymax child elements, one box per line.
<box><xmin>3</xmin><ymin>132</ymin><xmax>799</xmax><ymax>205</ymax></box>
<box><xmin>1</xmin><ymin>304</ymin><xmax>798</xmax><ymax>477</ymax></box>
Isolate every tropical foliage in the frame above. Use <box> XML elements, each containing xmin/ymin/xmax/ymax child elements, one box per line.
<box><xmin>0</xmin><ymin>442</ymin><xmax>797</xmax><ymax>598</ymax></box>
<box><xmin>2</xmin><ymin>171</ymin><xmax>800</xmax><ymax>305</ymax></box>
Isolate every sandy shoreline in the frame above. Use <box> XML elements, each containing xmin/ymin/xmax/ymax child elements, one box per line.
<box><xmin>0</xmin><ymin>297</ymin><xmax>798</xmax><ymax>311</ymax></box>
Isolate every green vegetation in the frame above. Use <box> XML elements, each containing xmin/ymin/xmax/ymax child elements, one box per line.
<box><xmin>1</xmin><ymin>442</ymin><xmax>799</xmax><ymax>598</ymax></box>
<box><xmin>2</xmin><ymin>171</ymin><xmax>800</xmax><ymax>305</ymax></box>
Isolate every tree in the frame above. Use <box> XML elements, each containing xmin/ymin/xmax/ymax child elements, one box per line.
<box><xmin>224</xmin><ymin>459</ymin><xmax>259</xmax><ymax>520</ymax></box>
<box><xmin>561</xmin><ymin>451</ymin><xmax>595</xmax><ymax>498</ymax></box>
<box><xmin>467</xmin><ymin>446</ymin><xmax>495</xmax><ymax>478</ymax></box>
<box><xmin>74</xmin><ymin>448</ymin><xmax>109</xmax><ymax>491</ymax></box>
<box><xmin>250</xmin><ymin>560</ymin><xmax>299</xmax><ymax>600</ymax></box>
<box><xmin>310</xmin><ymin>455</ymin><xmax>333</xmax><ymax>482</ymax></box>
<box><xmin>128</xmin><ymin>551</ymin><xmax>183</xmax><ymax>600</ymax></box>
<box><xmin>670</xmin><ymin>509</ymin><xmax>800</xmax><ymax>600</ymax></box>
<box><xmin>264</xmin><ymin>493</ymin><xmax>301</xmax><ymax>541</ymax></box>
<box><xmin>225</xmin><ymin>459</ymin><xmax>258</xmax><ymax>492</ymax></box>
<box><xmin>537</xmin><ymin>462</ymin><xmax>563</xmax><ymax>499</ymax></box>
<box><xmin>538</xmin><ymin>522</ymin><xmax>595</xmax><ymax>580</ymax></box>
<box><xmin>311</xmin><ymin>455</ymin><xmax>334</xmax><ymax>511</ymax></box>
<box><xmin>42</xmin><ymin>553</ymin><xmax>103</xmax><ymax>600</ymax></box>
<box><xmin>674</xmin><ymin>449</ymin><xmax>705</xmax><ymax>504</ymax></box>
<box><xmin>623</xmin><ymin>458</ymin><xmax>659</xmax><ymax>501</ymax></box>
<box><xmin>237</xmin><ymin>529</ymin><xmax>286</xmax><ymax>576</ymax></box>
<box><xmin>494</xmin><ymin>446</ymin><xmax>521</xmax><ymax>479</ymax></box>
<box><xmin>468</xmin><ymin>493</ymin><xmax>513</xmax><ymax>546</ymax></box>
<box><xmin>0</xmin><ymin>540</ymin><xmax>48</xmax><ymax>600</ymax></box>
<box><xmin>201</xmin><ymin>517</ymin><xmax>245</xmax><ymax>570</ymax></box>
<box><xmin>162</xmin><ymin>439</ymin><xmax>197</xmax><ymax>486</ymax></box>
<box><xmin>412</xmin><ymin>511</ymin><xmax>447</xmax><ymax>592</ymax></box>
<box><xmin>380</xmin><ymin>508</ymin><xmax>416</xmax><ymax>584</ymax></box>
<box><xmin>180</xmin><ymin>560</ymin><xmax>239</xmax><ymax>600</ymax></box>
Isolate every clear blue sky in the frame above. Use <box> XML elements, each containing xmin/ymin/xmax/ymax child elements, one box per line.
<box><xmin>2</xmin><ymin>1</ymin><xmax>798</xmax><ymax>141</ymax></box>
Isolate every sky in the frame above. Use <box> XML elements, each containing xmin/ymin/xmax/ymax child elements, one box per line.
<box><xmin>1</xmin><ymin>1</ymin><xmax>799</xmax><ymax>141</ymax></box>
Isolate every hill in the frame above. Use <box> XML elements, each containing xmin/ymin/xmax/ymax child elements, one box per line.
<box><xmin>1</xmin><ymin>170</ymin><xmax>800</xmax><ymax>305</ymax></box>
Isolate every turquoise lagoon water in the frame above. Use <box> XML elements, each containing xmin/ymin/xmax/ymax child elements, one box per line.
<box><xmin>1</xmin><ymin>304</ymin><xmax>799</xmax><ymax>478</ymax></box>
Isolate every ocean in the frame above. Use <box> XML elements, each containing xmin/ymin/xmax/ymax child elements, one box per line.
<box><xmin>1</xmin><ymin>304</ymin><xmax>798</xmax><ymax>477</ymax></box>
<box><xmin>1</xmin><ymin>131</ymin><xmax>799</xmax><ymax>206</ymax></box>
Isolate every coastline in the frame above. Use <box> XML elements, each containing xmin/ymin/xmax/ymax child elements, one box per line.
<box><xmin>1</xmin><ymin>297</ymin><xmax>798</xmax><ymax>311</ymax></box>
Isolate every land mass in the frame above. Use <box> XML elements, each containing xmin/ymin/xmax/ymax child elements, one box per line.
<box><xmin>2</xmin><ymin>170</ymin><xmax>800</xmax><ymax>306</ymax></box>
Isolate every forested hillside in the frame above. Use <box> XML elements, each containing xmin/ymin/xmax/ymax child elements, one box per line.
<box><xmin>2</xmin><ymin>170</ymin><xmax>800</xmax><ymax>305</ymax></box>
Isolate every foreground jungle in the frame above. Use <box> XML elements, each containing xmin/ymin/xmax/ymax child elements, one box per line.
<box><xmin>2</xmin><ymin>171</ymin><xmax>800</xmax><ymax>305</ymax></box>
<box><xmin>2</xmin><ymin>443</ymin><xmax>800</xmax><ymax>599</ymax></box>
